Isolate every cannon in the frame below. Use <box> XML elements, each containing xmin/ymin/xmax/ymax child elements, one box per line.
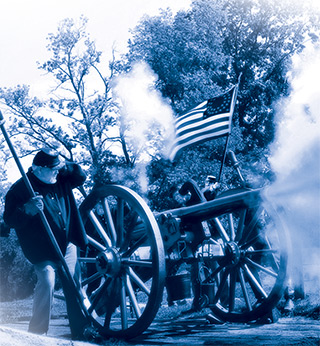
<box><xmin>0</xmin><ymin>109</ymin><xmax>290</xmax><ymax>340</ymax></box>
<box><xmin>77</xmin><ymin>152</ymin><xmax>291</xmax><ymax>339</ymax></box>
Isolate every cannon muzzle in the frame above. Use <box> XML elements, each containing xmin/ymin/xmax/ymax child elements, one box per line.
<box><xmin>228</xmin><ymin>150</ymin><xmax>239</xmax><ymax>167</ymax></box>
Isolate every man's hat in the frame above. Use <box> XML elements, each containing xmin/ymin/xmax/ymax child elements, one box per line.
<box><xmin>33</xmin><ymin>148</ymin><xmax>65</xmax><ymax>169</ymax></box>
<box><xmin>206</xmin><ymin>175</ymin><xmax>217</xmax><ymax>183</ymax></box>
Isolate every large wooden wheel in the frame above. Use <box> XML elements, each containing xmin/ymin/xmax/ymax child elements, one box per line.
<box><xmin>78</xmin><ymin>185</ymin><xmax>165</xmax><ymax>339</ymax></box>
<box><xmin>198</xmin><ymin>192</ymin><xmax>290</xmax><ymax>322</ymax></box>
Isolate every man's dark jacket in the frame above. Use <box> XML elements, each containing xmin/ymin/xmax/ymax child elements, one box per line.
<box><xmin>3</xmin><ymin>163</ymin><xmax>88</xmax><ymax>264</ymax></box>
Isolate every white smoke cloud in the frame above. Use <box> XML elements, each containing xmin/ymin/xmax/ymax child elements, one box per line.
<box><xmin>112</xmin><ymin>61</ymin><xmax>175</xmax><ymax>192</ymax></box>
<box><xmin>266</xmin><ymin>44</ymin><xmax>320</xmax><ymax>294</ymax></box>
<box><xmin>112</xmin><ymin>61</ymin><xmax>175</xmax><ymax>161</ymax></box>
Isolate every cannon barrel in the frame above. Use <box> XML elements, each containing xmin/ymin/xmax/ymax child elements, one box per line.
<box><xmin>155</xmin><ymin>188</ymin><xmax>262</xmax><ymax>222</ymax></box>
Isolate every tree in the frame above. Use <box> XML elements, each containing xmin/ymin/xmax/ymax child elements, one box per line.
<box><xmin>121</xmin><ymin>5</ymin><xmax>228</xmax><ymax>112</ymax></box>
<box><xmin>39</xmin><ymin>16</ymin><xmax>115</xmax><ymax>174</ymax></box>
<box><xmin>0</xmin><ymin>16</ymin><xmax>122</xmax><ymax>187</ymax></box>
<box><xmin>0</xmin><ymin>16</ymin><xmax>180</xmax><ymax>192</ymax></box>
<box><xmin>0</xmin><ymin>161</ymin><xmax>35</xmax><ymax>302</ymax></box>
<box><xmin>218</xmin><ymin>0</ymin><xmax>319</xmax><ymax>150</ymax></box>
<box><xmin>0</xmin><ymin>85</ymin><xmax>48</xmax><ymax>159</ymax></box>
<box><xmin>118</xmin><ymin>0</ymin><xmax>320</xmax><ymax>152</ymax></box>
<box><xmin>114</xmin><ymin>0</ymin><xmax>319</xmax><ymax>206</ymax></box>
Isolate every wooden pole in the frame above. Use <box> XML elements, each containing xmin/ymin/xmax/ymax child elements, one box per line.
<box><xmin>217</xmin><ymin>134</ymin><xmax>230</xmax><ymax>183</ymax></box>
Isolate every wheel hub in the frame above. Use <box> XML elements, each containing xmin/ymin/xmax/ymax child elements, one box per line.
<box><xmin>224</xmin><ymin>241</ymin><xmax>241</xmax><ymax>266</ymax></box>
<box><xmin>96</xmin><ymin>248</ymin><xmax>121</xmax><ymax>276</ymax></box>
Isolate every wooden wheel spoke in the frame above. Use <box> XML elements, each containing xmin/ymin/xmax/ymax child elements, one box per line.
<box><xmin>239</xmin><ymin>206</ymin><xmax>263</xmax><ymax>246</ymax></box>
<box><xmin>242</xmin><ymin>264</ymin><xmax>268</xmax><ymax>299</ymax></box>
<box><xmin>127</xmin><ymin>267</ymin><xmax>151</xmax><ymax>295</ymax></box>
<box><xmin>116</xmin><ymin>198</ymin><xmax>124</xmax><ymax>247</ymax></box>
<box><xmin>241</xmin><ymin>234</ymin><xmax>262</xmax><ymax>250</ymax></box>
<box><xmin>102</xmin><ymin>198</ymin><xmax>117</xmax><ymax>246</ymax></box>
<box><xmin>246</xmin><ymin>249</ymin><xmax>278</xmax><ymax>255</ymax></box>
<box><xmin>235</xmin><ymin>209</ymin><xmax>247</xmax><ymax>242</ymax></box>
<box><xmin>122</xmin><ymin>234</ymin><xmax>148</xmax><ymax>258</ymax></box>
<box><xmin>88</xmin><ymin>212</ymin><xmax>111</xmax><ymax>248</ymax></box>
<box><xmin>228</xmin><ymin>213</ymin><xmax>235</xmax><ymax>241</ymax></box>
<box><xmin>81</xmin><ymin>271</ymin><xmax>103</xmax><ymax>287</ymax></box>
<box><xmin>78</xmin><ymin>257</ymin><xmax>96</xmax><ymax>263</ymax></box>
<box><xmin>214</xmin><ymin>217</ymin><xmax>230</xmax><ymax>243</ymax></box>
<box><xmin>120</xmin><ymin>277</ymin><xmax>128</xmax><ymax>329</ymax></box>
<box><xmin>238</xmin><ymin>267</ymin><xmax>252</xmax><ymax>311</ymax></box>
<box><xmin>87</xmin><ymin>235</ymin><xmax>107</xmax><ymax>252</ymax></box>
<box><xmin>125</xmin><ymin>274</ymin><xmax>142</xmax><ymax>318</ymax></box>
<box><xmin>229</xmin><ymin>268</ymin><xmax>237</xmax><ymax>312</ymax></box>
<box><xmin>263</xmin><ymin>236</ymin><xmax>280</xmax><ymax>271</ymax></box>
<box><xmin>213</xmin><ymin>268</ymin><xmax>230</xmax><ymax>304</ymax></box>
<box><xmin>203</xmin><ymin>265</ymin><xmax>224</xmax><ymax>284</ymax></box>
<box><xmin>123</xmin><ymin>259</ymin><xmax>153</xmax><ymax>268</ymax></box>
<box><xmin>244</xmin><ymin>257</ymin><xmax>278</xmax><ymax>278</ymax></box>
<box><xmin>89</xmin><ymin>211</ymin><xmax>112</xmax><ymax>247</ymax></box>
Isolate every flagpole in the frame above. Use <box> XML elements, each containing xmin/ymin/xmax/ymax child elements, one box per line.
<box><xmin>217</xmin><ymin>134</ymin><xmax>230</xmax><ymax>182</ymax></box>
<box><xmin>217</xmin><ymin>74</ymin><xmax>242</xmax><ymax>182</ymax></box>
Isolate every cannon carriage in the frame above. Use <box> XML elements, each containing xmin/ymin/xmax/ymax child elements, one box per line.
<box><xmin>0</xmin><ymin>104</ymin><xmax>290</xmax><ymax>340</ymax></box>
<box><xmin>77</xmin><ymin>153</ymin><xmax>290</xmax><ymax>339</ymax></box>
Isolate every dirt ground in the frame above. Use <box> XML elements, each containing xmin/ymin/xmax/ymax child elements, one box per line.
<box><xmin>0</xmin><ymin>314</ymin><xmax>319</xmax><ymax>346</ymax></box>
<box><xmin>0</xmin><ymin>294</ymin><xmax>319</xmax><ymax>346</ymax></box>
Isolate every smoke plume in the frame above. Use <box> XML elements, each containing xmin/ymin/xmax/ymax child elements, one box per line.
<box><xmin>112</xmin><ymin>61</ymin><xmax>175</xmax><ymax>159</ymax></box>
<box><xmin>266</xmin><ymin>44</ymin><xmax>320</xmax><ymax>294</ymax></box>
<box><xmin>112</xmin><ymin>62</ymin><xmax>175</xmax><ymax>192</ymax></box>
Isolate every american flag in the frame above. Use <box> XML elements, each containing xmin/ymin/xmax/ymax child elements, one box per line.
<box><xmin>169</xmin><ymin>85</ymin><xmax>238</xmax><ymax>161</ymax></box>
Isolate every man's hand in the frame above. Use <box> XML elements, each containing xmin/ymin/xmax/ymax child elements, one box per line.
<box><xmin>23</xmin><ymin>196</ymin><xmax>44</xmax><ymax>216</ymax></box>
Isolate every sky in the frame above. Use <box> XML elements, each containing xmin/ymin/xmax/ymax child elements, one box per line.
<box><xmin>0</xmin><ymin>0</ymin><xmax>192</xmax><ymax>180</ymax></box>
<box><xmin>1</xmin><ymin>0</ymin><xmax>319</xmax><ymax>95</ymax></box>
<box><xmin>0</xmin><ymin>0</ymin><xmax>191</xmax><ymax>93</ymax></box>
<box><xmin>1</xmin><ymin>0</ymin><xmax>319</xmax><ymax>183</ymax></box>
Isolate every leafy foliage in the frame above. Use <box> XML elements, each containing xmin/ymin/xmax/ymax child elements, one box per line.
<box><xmin>119</xmin><ymin>0</ymin><xmax>319</xmax><ymax>151</ymax></box>
<box><xmin>220</xmin><ymin>0</ymin><xmax>319</xmax><ymax>149</ymax></box>
<box><xmin>38</xmin><ymin>16</ymin><xmax>121</xmax><ymax>185</ymax></box>
<box><xmin>123</xmin><ymin>5</ymin><xmax>227</xmax><ymax>111</ymax></box>
<box><xmin>146</xmin><ymin>125</ymin><xmax>248</xmax><ymax>211</ymax></box>
<box><xmin>115</xmin><ymin>0</ymin><xmax>319</xmax><ymax>210</ymax></box>
<box><xmin>0</xmin><ymin>1</ymin><xmax>319</xmax><ymax>300</ymax></box>
<box><xmin>0</xmin><ymin>231</ymin><xmax>36</xmax><ymax>301</ymax></box>
<box><xmin>0</xmin><ymin>85</ymin><xmax>71</xmax><ymax>158</ymax></box>
<box><xmin>0</xmin><ymin>17</ymin><xmax>122</xmax><ymax>187</ymax></box>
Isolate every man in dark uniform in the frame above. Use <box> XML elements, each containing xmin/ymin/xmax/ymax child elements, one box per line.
<box><xmin>3</xmin><ymin>148</ymin><xmax>97</xmax><ymax>340</ymax></box>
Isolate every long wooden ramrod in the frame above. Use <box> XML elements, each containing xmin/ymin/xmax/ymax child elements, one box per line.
<box><xmin>0</xmin><ymin>110</ymin><xmax>90</xmax><ymax>320</ymax></box>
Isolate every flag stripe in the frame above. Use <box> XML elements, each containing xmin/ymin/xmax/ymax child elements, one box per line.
<box><xmin>169</xmin><ymin>85</ymin><xmax>238</xmax><ymax>161</ymax></box>
<box><xmin>174</xmin><ymin>101</ymin><xmax>208</xmax><ymax>124</ymax></box>
<box><xmin>176</xmin><ymin>114</ymin><xmax>230</xmax><ymax>136</ymax></box>
<box><xmin>174</xmin><ymin>123</ymin><xmax>230</xmax><ymax>147</ymax></box>
<box><xmin>175</xmin><ymin>97</ymin><xmax>233</xmax><ymax>127</ymax></box>
<box><xmin>170</xmin><ymin>126</ymin><xmax>230</xmax><ymax>160</ymax></box>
